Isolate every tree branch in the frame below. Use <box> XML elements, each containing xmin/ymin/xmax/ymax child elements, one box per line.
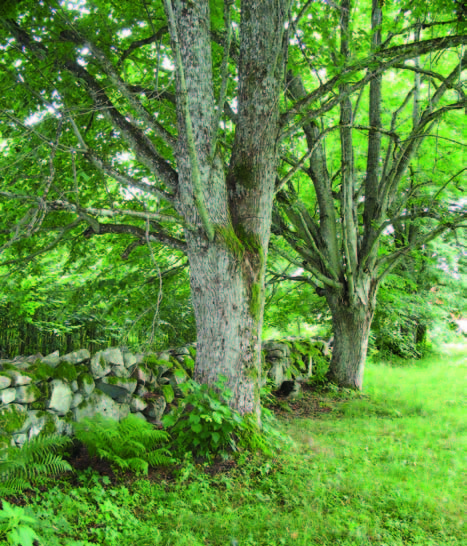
<box><xmin>83</xmin><ymin>38</ymin><xmax>177</xmax><ymax>148</ymax></box>
<box><xmin>281</xmin><ymin>34</ymin><xmax>467</xmax><ymax>135</ymax></box>
<box><xmin>82</xmin><ymin>222</ymin><xmax>187</xmax><ymax>252</ymax></box>
<box><xmin>163</xmin><ymin>0</ymin><xmax>214</xmax><ymax>242</ymax></box>
<box><xmin>63</xmin><ymin>60</ymin><xmax>179</xmax><ymax>191</ymax></box>
<box><xmin>117</xmin><ymin>26</ymin><xmax>168</xmax><ymax>68</ymax></box>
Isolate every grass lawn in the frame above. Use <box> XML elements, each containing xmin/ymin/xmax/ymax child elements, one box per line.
<box><xmin>3</xmin><ymin>345</ymin><xmax>466</xmax><ymax>546</ymax></box>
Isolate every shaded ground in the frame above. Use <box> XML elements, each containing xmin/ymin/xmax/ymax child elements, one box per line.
<box><xmin>3</xmin><ymin>384</ymin><xmax>355</xmax><ymax>508</ymax></box>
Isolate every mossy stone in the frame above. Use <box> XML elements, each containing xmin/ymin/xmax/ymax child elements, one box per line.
<box><xmin>28</xmin><ymin>362</ymin><xmax>55</xmax><ymax>381</ymax></box>
<box><xmin>53</xmin><ymin>361</ymin><xmax>78</xmax><ymax>382</ymax></box>
<box><xmin>0</xmin><ymin>405</ymin><xmax>27</xmax><ymax>434</ymax></box>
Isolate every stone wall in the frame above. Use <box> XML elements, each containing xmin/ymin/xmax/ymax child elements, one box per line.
<box><xmin>0</xmin><ymin>338</ymin><xmax>331</xmax><ymax>447</ymax></box>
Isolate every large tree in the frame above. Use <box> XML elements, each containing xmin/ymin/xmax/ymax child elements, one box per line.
<box><xmin>0</xmin><ymin>0</ymin><xmax>465</xmax><ymax>410</ymax></box>
<box><xmin>0</xmin><ymin>0</ymin><xmax>291</xmax><ymax>418</ymax></box>
<box><xmin>272</xmin><ymin>0</ymin><xmax>466</xmax><ymax>388</ymax></box>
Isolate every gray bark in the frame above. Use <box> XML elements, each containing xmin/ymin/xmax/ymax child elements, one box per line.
<box><xmin>326</xmin><ymin>291</ymin><xmax>376</xmax><ymax>389</ymax></box>
<box><xmin>171</xmin><ymin>0</ymin><xmax>290</xmax><ymax>416</ymax></box>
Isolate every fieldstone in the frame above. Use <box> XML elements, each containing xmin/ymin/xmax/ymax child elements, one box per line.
<box><xmin>73</xmin><ymin>390</ymin><xmax>121</xmax><ymax>422</ymax></box>
<box><xmin>171</xmin><ymin>347</ymin><xmax>190</xmax><ymax>356</ymax></box>
<box><xmin>132</xmin><ymin>365</ymin><xmax>152</xmax><ymax>384</ymax></box>
<box><xmin>117</xmin><ymin>392</ymin><xmax>134</xmax><ymax>404</ymax></box>
<box><xmin>268</xmin><ymin>362</ymin><xmax>284</xmax><ymax>388</ymax></box>
<box><xmin>122</xmin><ymin>351</ymin><xmax>138</xmax><ymax>369</ymax></box>
<box><xmin>157</xmin><ymin>352</ymin><xmax>171</xmax><ymax>362</ymax></box>
<box><xmin>4</xmin><ymin>370</ymin><xmax>32</xmax><ymax>386</ymax></box>
<box><xmin>60</xmin><ymin>349</ymin><xmax>90</xmax><ymax>365</ymax></box>
<box><xmin>12</xmin><ymin>433</ymin><xmax>28</xmax><ymax>447</ymax></box>
<box><xmin>48</xmin><ymin>380</ymin><xmax>73</xmax><ymax>415</ymax></box>
<box><xmin>130</xmin><ymin>395</ymin><xmax>148</xmax><ymax>413</ymax></box>
<box><xmin>53</xmin><ymin>415</ymin><xmax>73</xmax><ymax>436</ymax></box>
<box><xmin>132</xmin><ymin>411</ymin><xmax>146</xmax><ymax>421</ymax></box>
<box><xmin>133</xmin><ymin>353</ymin><xmax>146</xmax><ymax>365</ymax></box>
<box><xmin>0</xmin><ymin>388</ymin><xmax>16</xmax><ymax>405</ymax></box>
<box><xmin>101</xmin><ymin>347</ymin><xmax>124</xmax><ymax>366</ymax></box>
<box><xmin>264</xmin><ymin>342</ymin><xmax>289</xmax><ymax>355</ymax></box>
<box><xmin>144</xmin><ymin>396</ymin><xmax>166</xmax><ymax>421</ymax></box>
<box><xmin>71</xmin><ymin>392</ymin><xmax>84</xmax><ymax>409</ymax></box>
<box><xmin>95</xmin><ymin>377</ymin><xmax>137</xmax><ymax>401</ymax></box>
<box><xmin>170</xmin><ymin>368</ymin><xmax>188</xmax><ymax>383</ymax></box>
<box><xmin>0</xmin><ymin>403</ymin><xmax>27</xmax><ymax>420</ymax></box>
<box><xmin>15</xmin><ymin>385</ymin><xmax>39</xmax><ymax>403</ymax></box>
<box><xmin>119</xmin><ymin>404</ymin><xmax>130</xmax><ymax>420</ymax></box>
<box><xmin>23</xmin><ymin>353</ymin><xmax>43</xmax><ymax>363</ymax></box>
<box><xmin>136</xmin><ymin>384</ymin><xmax>150</xmax><ymax>398</ymax></box>
<box><xmin>20</xmin><ymin>411</ymin><xmax>47</xmax><ymax>438</ymax></box>
<box><xmin>112</xmin><ymin>365</ymin><xmax>131</xmax><ymax>378</ymax></box>
<box><xmin>267</xmin><ymin>349</ymin><xmax>286</xmax><ymax>360</ymax></box>
<box><xmin>89</xmin><ymin>352</ymin><xmax>112</xmax><ymax>379</ymax></box>
<box><xmin>77</xmin><ymin>373</ymin><xmax>95</xmax><ymax>397</ymax></box>
<box><xmin>11</xmin><ymin>361</ymin><xmax>32</xmax><ymax>371</ymax></box>
<box><xmin>0</xmin><ymin>375</ymin><xmax>12</xmax><ymax>389</ymax></box>
<box><xmin>41</xmin><ymin>350</ymin><xmax>60</xmax><ymax>368</ymax></box>
<box><xmin>70</xmin><ymin>380</ymin><xmax>79</xmax><ymax>392</ymax></box>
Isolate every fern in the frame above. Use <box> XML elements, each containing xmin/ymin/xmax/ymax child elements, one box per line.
<box><xmin>0</xmin><ymin>435</ymin><xmax>72</xmax><ymax>495</ymax></box>
<box><xmin>73</xmin><ymin>414</ymin><xmax>173</xmax><ymax>475</ymax></box>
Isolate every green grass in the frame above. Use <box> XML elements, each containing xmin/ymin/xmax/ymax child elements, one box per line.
<box><xmin>2</xmin><ymin>345</ymin><xmax>466</xmax><ymax>546</ymax></box>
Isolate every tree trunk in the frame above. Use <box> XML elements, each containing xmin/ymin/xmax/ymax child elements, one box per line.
<box><xmin>170</xmin><ymin>0</ymin><xmax>289</xmax><ymax>418</ymax></box>
<box><xmin>188</xmin><ymin>234</ymin><xmax>261</xmax><ymax>416</ymax></box>
<box><xmin>326</xmin><ymin>293</ymin><xmax>376</xmax><ymax>390</ymax></box>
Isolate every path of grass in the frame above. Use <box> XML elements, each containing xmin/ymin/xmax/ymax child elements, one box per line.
<box><xmin>11</xmin><ymin>345</ymin><xmax>467</xmax><ymax>546</ymax></box>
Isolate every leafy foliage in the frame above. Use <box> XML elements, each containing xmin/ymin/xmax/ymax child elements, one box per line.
<box><xmin>0</xmin><ymin>501</ymin><xmax>41</xmax><ymax>546</ymax></box>
<box><xmin>0</xmin><ymin>434</ymin><xmax>72</xmax><ymax>495</ymax></box>
<box><xmin>163</xmin><ymin>378</ymin><xmax>282</xmax><ymax>461</ymax></box>
<box><xmin>0</xmin><ymin>248</ymin><xmax>194</xmax><ymax>358</ymax></box>
<box><xmin>162</xmin><ymin>379</ymin><xmax>245</xmax><ymax>461</ymax></box>
<box><xmin>73</xmin><ymin>414</ymin><xmax>173</xmax><ymax>475</ymax></box>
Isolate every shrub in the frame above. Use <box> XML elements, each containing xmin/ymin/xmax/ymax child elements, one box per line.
<box><xmin>162</xmin><ymin>379</ymin><xmax>244</xmax><ymax>460</ymax></box>
<box><xmin>163</xmin><ymin>379</ymin><xmax>284</xmax><ymax>461</ymax></box>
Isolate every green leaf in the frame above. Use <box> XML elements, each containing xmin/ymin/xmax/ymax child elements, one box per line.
<box><xmin>9</xmin><ymin>525</ymin><xmax>40</xmax><ymax>546</ymax></box>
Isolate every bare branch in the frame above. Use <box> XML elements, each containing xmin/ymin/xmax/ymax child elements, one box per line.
<box><xmin>82</xmin><ymin>222</ymin><xmax>187</xmax><ymax>252</ymax></box>
<box><xmin>376</xmin><ymin>214</ymin><xmax>467</xmax><ymax>285</ymax></box>
<box><xmin>48</xmin><ymin>200</ymin><xmax>183</xmax><ymax>224</ymax></box>
<box><xmin>117</xmin><ymin>26</ymin><xmax>168</xmax><ymax>67</ymax></box>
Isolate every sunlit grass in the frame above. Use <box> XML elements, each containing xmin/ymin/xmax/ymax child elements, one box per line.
<box><xmin>18</xmin><ymin>344</ymin><xmax>467</xmax><ymax>545</ymax></box>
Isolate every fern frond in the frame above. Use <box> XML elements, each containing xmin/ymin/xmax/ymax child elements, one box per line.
<box><xmin>146</xmin><ymin>449</ymin><xmax>173</xmax><ymax>467</ymax></box>
<box><xmin>0</xmin><ymin>477</ymin><xmax>31</xmax><ymax>495</ymax></box>
<box><xmin>0</xmin><ymin>434</ymin><xmax>72</xmax><ymax>494</ymax></box>
<box><xmin>73</xmin><ymin>414</ymin><xmax>172</xmax><ymax>475</ymax></box>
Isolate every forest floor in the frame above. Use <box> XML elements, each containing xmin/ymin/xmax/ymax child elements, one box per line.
<box><xmin>2</xmin><ymin>344</ymin><xmax>466</xmax><ymax>546</ymax></box>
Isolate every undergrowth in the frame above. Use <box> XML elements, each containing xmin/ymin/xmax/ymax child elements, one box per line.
<box><xmin>1</xmin><ymin>345</ymin><xmax>465</xmax><ymax>545</ymax></box>
<box><xmin>0</xmin><ymin>435</ymin><xmax>72</xmax><ymax>496</ymax></box>
<box><xmin>73</xmin><ymin>414</ymin><xmax>173</xmax><ymax>475</ymax></box>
